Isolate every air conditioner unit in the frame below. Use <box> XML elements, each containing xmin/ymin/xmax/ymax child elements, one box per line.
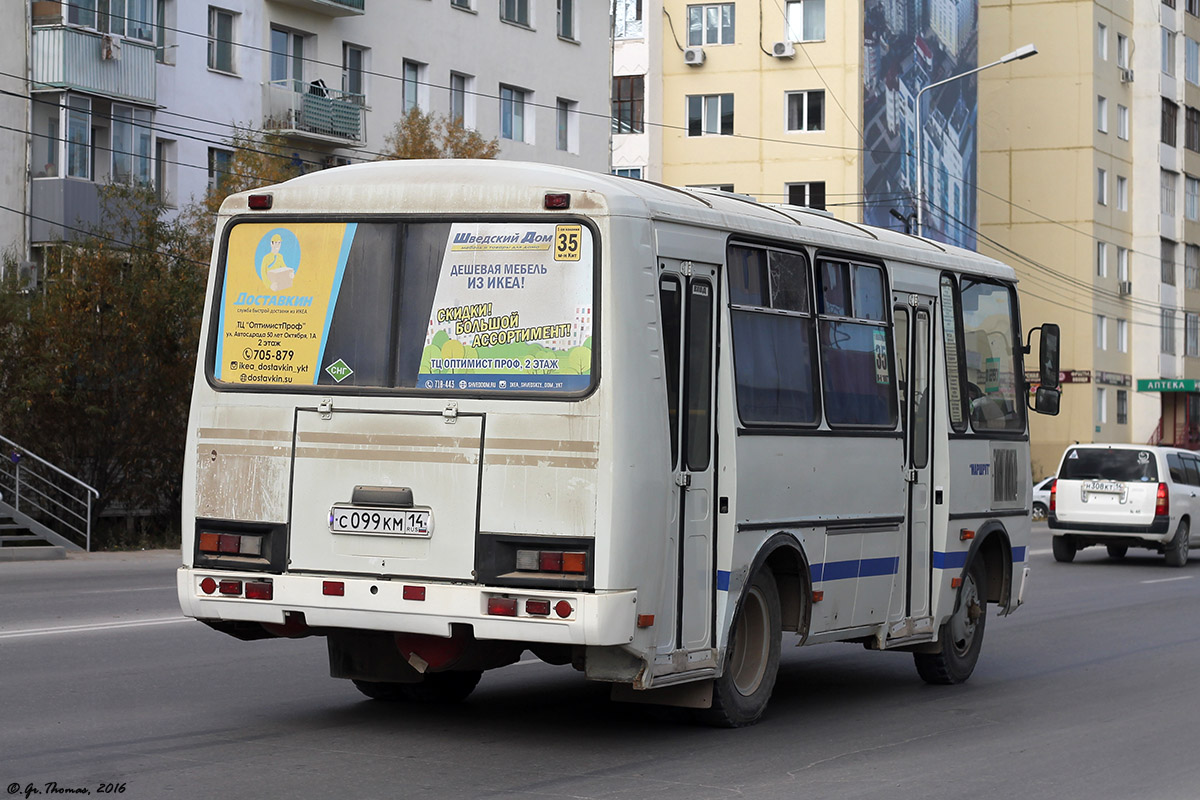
<box><xmin>683</xmin><ymin>47</ymin><xmax>706</xmax><ymax>66</ymax></box>
<box><xmin>1119</xmin><ymin>280</ymin><xmax>1133</xmax><ymax>296</ymax></box>
<box><xmin>772</xmin><ymin>41</ymin><xmax>796</xmax><ymax>59</ymax></box>
<box><xmin>101</xmin><ymin>34</ymin><xmax>121</xmax><ymax>61</ymax></box>
<box><xmin>1119</xmin><ymin>67</ymin><xmax>1134</xmax><ymax>83</ymax></box>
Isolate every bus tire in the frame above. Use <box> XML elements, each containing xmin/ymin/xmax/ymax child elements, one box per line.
<box><xmin>1051</xmin><ymin>535</ymin><xmax>1076</xmax><ymax>563</ymax></box>
<box><xmin>699</xmin><ymin>569</ymin><xmax>782</xmax><ymax>728</ymax></box>
<box><xmin>1165</xmin><ymin>520</ymin><xmax>1190</xmax><ymax>568</ymax></box>
<box><xmin>914</xmin><ymin>558</ymin><xmax>987</xmax><ymax>686</ymax></box>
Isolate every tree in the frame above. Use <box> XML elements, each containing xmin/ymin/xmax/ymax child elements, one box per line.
<box><xmin>0</xmin><ymin>184</ymin><xmax>207</xmax><ymax>546</ymax></box>
<box><xmin>380</xmin><ymin>107</ymin><xmax>501</xmax><ymax>160</ymax></box>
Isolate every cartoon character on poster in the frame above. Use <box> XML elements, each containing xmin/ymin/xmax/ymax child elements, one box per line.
<box><xmin>254</xmin><ymin>228</ymin><xmax>301</xmax><ymax>291</ymax></box>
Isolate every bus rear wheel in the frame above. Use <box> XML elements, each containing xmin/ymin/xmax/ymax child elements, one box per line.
<box><xmin>699</xmin><ymin>569</ymin><xmax>782</xmax><ymax>728</ymax></box>
<box><xmin>915</xmin><ymin>559</ymin><xmax>987</xmax><ymax>685</ymax></box>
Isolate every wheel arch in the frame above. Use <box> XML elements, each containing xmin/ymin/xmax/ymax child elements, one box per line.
<box><xmin>740</xmin><ymin>531</ymin><xmax>813</xmax><ymax>643</ymax></box>
<box><xmin>961</xmin><ymin>521</ymin><xmax>1014</xmax><ymax>612</ymax></box>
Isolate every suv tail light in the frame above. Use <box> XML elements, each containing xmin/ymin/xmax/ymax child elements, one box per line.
<box><xmin>1050</xmin><ymin>480</ymin><xmax>1056</xmax><ymax>513</ymax></box>
<box><xmin>1156</xmin><ymin>482</ymin><xmax>1169</xmax><ymax>516</ymax></box>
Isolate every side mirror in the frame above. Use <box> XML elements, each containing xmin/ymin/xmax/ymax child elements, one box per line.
<box><xmin>1034</xmin><ymin>385</ymin><xmax>1061</xmax><ymax>416</ymax></box>
<box><xmin>1039</xmin><ymin>323</ymin><xmax>1060</xmax><ymax>390</ymax></box>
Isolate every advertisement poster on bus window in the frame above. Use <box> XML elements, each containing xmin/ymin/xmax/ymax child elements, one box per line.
<box><xmin>418</xmin><ymin>222</ymin><xmax>594</xmax><ymax>392</ymax></box>
<box><xmin>214</xmin><ymin>222</ymin><xmax>355</xmax><ymax>385</ymax></box>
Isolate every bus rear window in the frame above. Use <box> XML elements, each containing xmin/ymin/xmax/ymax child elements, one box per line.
<box><xmin>1059</xmin><ymin>449</ymin><xmax>1159</xmax><ymax>482</ymax></box>
<box><xmin>211</xmin><ymin>220</ymin><xmax>595</xmax><ymax>393</ymax></box>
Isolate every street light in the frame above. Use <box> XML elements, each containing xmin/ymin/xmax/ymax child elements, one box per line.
<box><xmin>914</xmin><ymin>43</ymin><xmax>1038</xmax><ymax>238</ymax></box>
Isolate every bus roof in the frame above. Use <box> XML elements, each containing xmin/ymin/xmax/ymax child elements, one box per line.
<box><xmin>222</xmin><ymin>159</ymin><xmax>1016</xmax><ymax>282</ymax></box>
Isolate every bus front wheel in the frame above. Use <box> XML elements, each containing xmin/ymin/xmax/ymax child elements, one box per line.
<box><xmin>699</xmin><ymin>569</ymin><xmax>782</xmax><ymax>728</ymax></box>
<box><xmin>914</xmin><ymin>559</ymin><xmax>987</xmax><ymax>685</ymax></box>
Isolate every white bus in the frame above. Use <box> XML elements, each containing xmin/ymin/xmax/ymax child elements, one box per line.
<box><xmin>179</xmin><ymin>161</ymin><xmax>1061</xmax><ymax>726</ymax></box>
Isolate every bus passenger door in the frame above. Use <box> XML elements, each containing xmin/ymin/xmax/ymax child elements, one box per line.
<box><xmin>894</xmin><ymin>294</ymin><xmax>935</xmax><ymax>623</ymax></box>
<box><xmin>659</xmin><ymin>262</ymin><xmax>718</xmax><ymax>656</ymax></box>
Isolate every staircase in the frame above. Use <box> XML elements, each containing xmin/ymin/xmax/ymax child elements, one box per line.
<box><xmin>0</xmin><ymin>434</ymin><xmax>99</xmax><ymax>561</ymax></box>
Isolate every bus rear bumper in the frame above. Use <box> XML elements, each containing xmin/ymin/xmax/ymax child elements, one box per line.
<box><xmin>177</xmin><ymin>568</ymin><xmax>636</xmax><ymax>647</ymax></box>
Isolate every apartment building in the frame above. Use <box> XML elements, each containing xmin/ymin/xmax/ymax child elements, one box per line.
<box><xmin>11</xmin><ymin>0</ymin><xmax>610</xmax><ymax>266</ymax></box>
<box><xmin>981</xmin><ymin>0</ymin><xmax>1200</xmax><ymax>474</ymax></box>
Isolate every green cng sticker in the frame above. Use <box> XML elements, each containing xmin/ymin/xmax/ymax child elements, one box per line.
<box><xmin>325</xmin><ymin>359</ymin><xmax>354</xmax><ymax>383</ymax></box>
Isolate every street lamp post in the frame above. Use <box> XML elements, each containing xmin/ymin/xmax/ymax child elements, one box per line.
<box><xmin>914</xmin><ymin>43</ymin><xmax>1038</xmax><ymax>238</ymax></box>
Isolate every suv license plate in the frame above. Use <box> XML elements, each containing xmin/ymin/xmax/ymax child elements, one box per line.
<box><xmin>329</xmin><ymin>506</ymin><xmax>432</xmax><ymax>537</ymax></box>
<box><xmin>1082</xmin><ymin>480</ymin><xmax>1123</xmax><ymax>494</ymax></box>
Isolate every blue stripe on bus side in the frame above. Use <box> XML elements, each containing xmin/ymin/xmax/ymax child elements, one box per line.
<box><xmin>810</xmin><ymin>557</ymin><xmax>900</xmax><ymax>583</ymax></box>
<box><xmin>716</xmin><ymin>570</ymin><xmax>730</xmax><ymax>591</ymax></box>
<box><xmin>932</xmin><ymin>550</ymin><xmax>968</xmax><ymax>570</ymax></box>
<box><xmin>1012</xmin><ymin>545</ymin><xmax>1027</xmax><ymax>562</ymax></box>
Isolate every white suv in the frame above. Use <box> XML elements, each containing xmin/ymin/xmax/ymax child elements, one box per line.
<box><xmin>1048</xmin><ymin>444</ymin><xmax>1198</xmax><ymax>567</ymax></box>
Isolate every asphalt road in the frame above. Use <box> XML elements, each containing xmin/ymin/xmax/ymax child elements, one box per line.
<box><xmin>2</xmin><ymin>526</ymin><xmax>1199</xmax><ymax>800</ymax></box>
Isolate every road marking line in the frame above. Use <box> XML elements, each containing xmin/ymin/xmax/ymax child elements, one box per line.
<box><xmin>0</xmin><ymin>617</ymin><xmax>189</xmax><ymax>639</ymax></box>
<box><xmin>1029</xmin><ymin>548</ymin><xmax>1052</xmax><ymax>556</ymax></box>
<box><xmin>1141</xmin><ymin>576</ymin><xmax>1194</xmax><ymax>585</ymax></box>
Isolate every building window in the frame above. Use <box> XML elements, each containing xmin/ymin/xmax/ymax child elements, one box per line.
<box><xmin>111</xmin><ymin>104</ymin><xmax>152</xmax><ymax>184</ymax></box>
<box><xmin>1118</xmin><ymin>246</ymin><xmax>1129</xmax><ymax>282</ymax></box>
<box><xmin>612</xmin><ymin>167</ymin><xmax>643</xmax><ymax>179</ymax></box>
<box><xmin>451</xmin><ymin>0</ymin><xmax>472</xmax><ymax>8</ymax></box>
<box><xmin>786</xmin><ymin>90</ymin><xmax>825</xmax><ymax>132</ymax></box>
<box><xmin>1097</xmin><ymin>241</ymin><xmax>1108</xmax><ymax>277</ymax></box>
<box><xmin>207</xmin><ymin>147</ymin><xmax>232</xmax><ymax>192</ymax></box>
<box><xmin>1164</xmin><ymin>28</ymin><xmax>1177</xmax><ymax>76</ymax></box>
<box><xmin>557</xmin><ymin>0</ymin><xmax>575</xmax><ymax>39</ymax></box>
<box><xmin>556</xmin><ymin>98</ymin><xmax>576</xmax><ymax>152</ymax></box>
<box><xmin>1188</xmin><ymin>175</ymin><xmax>1200</xmax><ymax>220</ymax></box>
<box><xmin>1189</xmin><ymin>37</ymin><xmax>1200</xmax><ymax>84</ymax></box>
<box><xmin>689</xmin><ymin>183</ymin><xmax>734</xmax><ymax>192</ymax></box>
<box><xmin>403</xmin><ymin>60</ymin><xmax>424</xmax><ymax>113</ymax></box>
<box><xmin>343</xmin><ymin>44</ymin><xmax>366</xmax><ymax>103</ymax></box>
<box><xmin>155</xmin><ymin>0</ymin><xmax>173</xmax><ymax>64</ymax></box>
<box><xmin>1188</xmin><ymin>107</ymin><xmax>1200</xmax><ymax>151</ymax></box>
<box><xmin>450</xmin><ymin>72</ymin><xmax>474</xmax><ymax>128</ymax></box>
<box><xmin>1118</xmin><ymin>105</ymin><xmax>1129</xmax><ymax>140</ymax></box>
<box><xmin>1189</xmin><ymin>244</ymin><xmax>1200</xmax><ymax>288</ymax></box>
<box><xmin>1117</xmin><ymin>33</ymin><xmax>1128</xmax><ymax>67</ymax></box>
<box><xmin>500</xmin><ymin>0</ymin><xmax>529</xmax><ymax>26</ymax></box>
<box><xmin>1097</xmin><ymin>95</ymin><xmax>1108</xmax><ymax>132</ymax></box>
<box><xmin>207</xmin><ymin>7</ymin><xmax>235</xmax><ymax>73</ymax></box>
<box><xmin>612</xmin><ymin>75</ymin><xmax>644</xmax><ymax>134</ymax></box>
<box><xmin>1189</xmin><ymin>313</ymin><xmax>1200</xmax><ymax>357</ymax></box>
<box><xmin>1097</xmin><ymin>168</ymin><xmax>1107</xmax><ymax>205</ymax></box>
<box><xmin>687</xmin><ymin>93</ymin><xmax>734</xmax><ymax>137</ymax></box>
<box><xmin>1096</xmin><ymin>314</ymin><xmax>1108</xmax><ymax>350</ymax></box>
<box><xmin>1191</xmin><ymin>0</ymin><xmax>1200</xmax><ymax>16</ymax></box>
<box><xmin>786</xmin><ymin>0</ymin><xmax>825</xmax><ymax>42</ymax></box>
<box><xmin>1165</xmin><ymin>0</ymin><xmax>1176</xmax><ymax>8</ymax></box>
<box><xmin>1164</xmin><ymin>98</ymin><xmax>1179</xmax><ymax>146</ymax></box>
<box><xmin>270</xmin><ymin>27</ymin><xmax>306</xmax><ymax>90</ymax></box>
<box><xmin>1117</xmin><ymin>390</ymin><xmax>1128</xmax><ymax>425</ymax></box>
<box><xmin>67</xmin><ymin>95</ymin><xmax>91</xmax><ymax>180</ymax></box>
<box><xmin>1096</xmin><ymin>387</ymin><xmax>1108</xmax><ymax>424</ymax></box>
<box><xmin>688</xmin><ymin>4</ymin><xmax>735</xmax><ymax>46</ymax></box>
<box><xmin>155</xmin><ymin>138</ymin><xmax>175</xmax><ymax>206</ymax></box>
<box><xmin>1118</xmin><ymin>318</ymin><xmax>1129</xmax><ymax>353</ymax></box>
<box><xmin>99</xmin><ymin>0</ymin><xmax>153</xmax><ymax>40</ymax></box>
<box><xmin>500</xmin><ymin>85</ymin><xmax>527</xmax><ymax>141</ymax></box>
<box><xmin>1097</xmin><ymin>23</ymin><xmax>1108</xmax><ymax>59</ymax></box>
<box><xmin>1117</xmin><ymin>176</ymin><xmax>1128</xmax><ymax>211</ymax></box>
<box><xmin>1164</xmin><ymin>309</ymin><xmax>1177</xmax><ymax>354</ymax></box>
<box><xmin>613</xmin><ymin>0</ymin><xmax>643</xmax><ymax>38</ymax></box>
<box><xmin>786</xmin><ymin>181</ymin><xmax>826</xmax><ymax>210</ymax></box>
<box><xmin>1162</xmin><ymin>170</ymin><xmax>1178</xmax><ymax>216</ymax></box>
<box><xmin>1163</xmin><ymin>238</ymin><xmax>1178</xmax><ymax>285</ymax></box>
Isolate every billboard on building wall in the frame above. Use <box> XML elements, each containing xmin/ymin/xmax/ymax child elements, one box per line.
<box><xmin>862</xmin><ymin>0</ymin><xmax>978</xmax><ymax>249</ymax></box>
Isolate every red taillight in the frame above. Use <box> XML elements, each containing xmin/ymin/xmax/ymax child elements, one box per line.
<box><xmin>247</xmin><ymin>193</ymin><xmax>273</xmax><ymax>209</ymax></box>
<box><xmin>218</xmin><ymin>579</ymin><xmax>242</xmax><ymax>596</ymax></box>
<box><xmin>1157</xmin><ymin>482</ymin><xmax>1169</xmax><ymax>515</ymax></box>
<box><xmin>402</xmin><ymin>585</ymin><xmax>426</xmax><ymax>601</ymax></box>
<box><xmin>539</xmin><ymin>551</ymin><xmax>563</xmax><ymax>572</ymax></box>
<box><xmin>544</xmin><ymin>192</ymin><xmax>570</xmax><ymax>209</ymax></box>
<box><xmin>200</xmin><ymin>577</ymin><xmax>217</xmax><ymax>595</ymax></box>
<box><xmin>217</xmin><ymin>534</ymin><xmax>240</xmax><ymax>554</ymax></box>
<box><xmin>323</xmin><ymin>581</ymin><xmax>344</xmax><ymax>597</ymax></box>
<box><xmin>1050</xmin><ymin>480</ymin><xmax>1057</xmax><ymax>513</ymax></box>
<box><xmin>554</xmin><ymin>600</ymin><xmax>573</xmax><ymax>618</ymax></box>
<box><xmin>487</xmin><ymin>596</ymin><xmax>518</xmax><ymax>617</ymax></box>
<box><xmin>245</xmin><ymin>581</ymin><xmax>273</xmax><ymax>600</ymax></box>
<box><xmin>525</xmin><ymin>599</ymin><xmax>551</xmax><ymax>616</ymax></box>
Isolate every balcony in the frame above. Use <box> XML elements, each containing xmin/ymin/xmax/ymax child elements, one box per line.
<box><xmin>30</xmin><ymin>178</ymin><xmax>101</xmax><ymax>244</ymax></box>
<box><xmin>264</xmin><ymin>80</ymin><xmax>365</xmax><ymax>146</ymax></box>
<box><xmin>32</xmin><ymin>25</ymin><xmax>156</xmax><ymax>105</ymax></box>
<box><xmin>267</xmin><ymin>0</ymin><xmax>365</xmax><ymax>17</ymax></box>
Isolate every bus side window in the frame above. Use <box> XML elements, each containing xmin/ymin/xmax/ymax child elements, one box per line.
<box><xmin>685</xmin><ymin>281</ymin><xmax>714</xmax><ymax>470</ymax></box>
<box><xmin>660</xmin><ymin>276</ymin><xmax>683</xmax><ymax>468</ymax></box>
<box><xmin>818</xmin><ymin>260</ymin><xmax>896</xmax><ymax>428</ymax></box>
<box><xmin>894</xmin><ymin>307</ymin><xmax>910</xmax><ymax>455</ymax></box>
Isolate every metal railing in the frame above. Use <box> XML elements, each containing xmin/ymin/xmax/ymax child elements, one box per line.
<box><xmin>0</xmin><ymin>434</ymin><xmax>99</xmax><ymax>551</ymax></box>
<box><xmin>264</xmin><ymin>79</ymin><xmax>365</xmax><ymax>143</ymax></box>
